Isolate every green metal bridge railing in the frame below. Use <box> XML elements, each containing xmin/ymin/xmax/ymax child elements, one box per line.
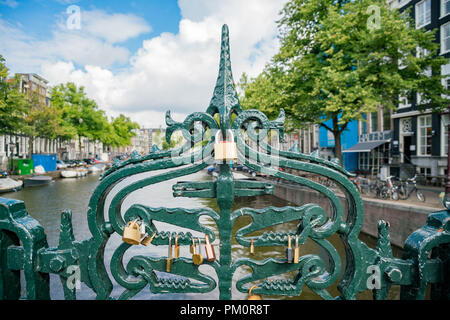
<box><xmin>0</xmin><ymin>25</ymin><xmax>448</xmax><ymax>300</ymax></box>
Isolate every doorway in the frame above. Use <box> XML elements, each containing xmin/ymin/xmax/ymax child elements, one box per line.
<box><xmin>403</xmin><ymin>135</ymin><xmax>412</xmax><ymax>163</ymax></box>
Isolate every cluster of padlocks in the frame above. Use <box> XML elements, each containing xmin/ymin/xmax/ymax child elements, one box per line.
<box><xmin>249</xmin><ymin>234</ymin><xmax>300</xmax><ymax>264</ymax></box>
<box><xmin>123</xmin><ymin>219</ymin><xmax>306</xmax><ymax>299</ymax></box>
<box><xmin>122</xmin><ymin>220</ymin><xmax>216</xmax><ymax>272</ymax></box>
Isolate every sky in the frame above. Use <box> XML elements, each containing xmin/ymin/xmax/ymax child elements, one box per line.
<box><xmin>0</xmin><ymin>0</ymin><xmax>288</xmax><ymax>128</ymax></box>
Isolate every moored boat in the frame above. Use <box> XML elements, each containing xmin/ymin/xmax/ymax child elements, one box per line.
<box><xmin>88</xmin><ymin>164</ymin><xmax>106</xmax><ymax>173</ymax></box>
<box><xmin>61</xmin><ymin>168</ymin><xmax>88</xmax><ymax>178</ymax></box>
<box><xmin>23</xmin><ymin>176</ymin><xmax>52</xmax><ymax>187</ymax></box>
<box><xmin>0</xmin><ymin>178</ymin><xmax>23</xmax><ymax>193</ymax></box>
<box><xmin>61</xmin><ymin>170</ymin><xmax>77</xmax><ymax>178</ymax></box>
<box><xmin>76</xmin><ymin>168</ymin><xmax>88</xmax><ymax>177</ymax></box>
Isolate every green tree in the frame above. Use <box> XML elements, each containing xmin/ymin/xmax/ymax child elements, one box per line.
<box><xmin>162</xmin><ymin>134</ymin><xmax>184</xmax><ymax>150</ymax></box>
<box><xmin>0</xmin><ymin>57</ymin><xmax>29</xmax><ymax>135</ymax></box>
<box><xmin>110</xmin><ymin>114</ymin><xmax>140</xmax><ymax>147</ymax></box>
<box><xmin>21</xmin><ymin>90</ymin><xmax>78</xmax><ymax>157</ymax></box>
<box><xmin>51</xmin><ymin>83</ymin><xmax>107</xmax><ymax>159</ymax></box>
<box><xmin>241</xmin><ymin>0</ymin><xmax>449</xmax><ymax>163</ymax></box>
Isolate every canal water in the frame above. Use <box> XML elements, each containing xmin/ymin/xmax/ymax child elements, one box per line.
<box><xmin>2</xmin><ymin>169</ymin><xmax>402</xmax><ymax>300</ymax></box>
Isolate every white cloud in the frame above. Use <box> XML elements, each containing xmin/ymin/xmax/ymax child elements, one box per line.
<box><xmin>0</xmin><ymin>8</ymin><xmax>151</xmax><ymax>70</ymax></box>
<box><xmin>81</xmin><ymin>10</ymin><xmax>152</xmax><ymax>44</ymax></box>
<box><xmin>3</xmin><ymin>0</ymin><xmax>287</xmax><ymax>128</ymax></box>
<box><xmin>0</xmin><ymin>0</ymin><xmax>19</xmax><ymax>8</ymax></box>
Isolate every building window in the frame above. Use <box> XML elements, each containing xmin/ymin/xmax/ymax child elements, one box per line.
<box><xmin>361</xmin><ymin>113</ymin><xmax>368</xmax><ymax>134</ymax></box>
<box><xmin>359</xmin><ymin>152</ymin><xmax>370</xmax><ymax>171</ymax></box>
<box><xmin>357</xmin><ymin>143</ymin><xmax>389</xmax><ymax>175</ymax></box>
<box><xmin>442</xmin><ymin>0</ymin><xmax>450</xmax><ymax>18</ymax></box>
<box><xmin>417</xmin><ymin>46</ymin><xmax>429</xmax><ymax>58</ymax></box>
<box><xmin>442</xmin><ymin>116</ymin><xmax>449</xmax><ymax>156</ymax></box>
<box><xmin>416</xmin><ymin>0</ymin><xmax>431</xmax><ymax>28</ymax></box>
<box><xmin>398</xmin><ymin>93</ymin><xmax>411</xmax><ymax>109</ymax></box>
<box><xmin>417</xmin><ymin>90</ymin><xmax>431</xmax><ymax>106</ymax></box>
<box><xmin>418</xmin><ymin>167</ymin><xmax>431</xmax><ymax>176</ymax></box>
<box><xmin>371</xmin><ymin>112</ymin><xmax>378</xmax><ymax>132</ymax></box>
<box><xmin>418</xmin><ymin>115</ymin><xmax>432</xmax><ymax>156</ymax></box>
<box><xmin>442</xmin><ymin>22</ymin><xmax>450</xmax><ymax>54</ymax></box>
<box><xmin>383</xmin><ymin>107</ymin><xmax>391</xmax><ymax>131</ymax></box>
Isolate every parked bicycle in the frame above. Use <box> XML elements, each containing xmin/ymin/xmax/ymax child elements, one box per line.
<box><xmin>354</xmin><ymin>177</ymin><xmax>371</xmax><ymax>195</ymax></box>
<box><xmin>363</xmin><ymin>176</ymin><xmax>399</xmax><ymax>200</ymax></box>
<box><xmin>376</xmin><ymin>176</ymin><xmax>400</xmax><ymax>200</ymax></box>
<box><xmin>397</xmin><ymin>175</ymin><xmax>425</xmax><ymax>202</ymax></box>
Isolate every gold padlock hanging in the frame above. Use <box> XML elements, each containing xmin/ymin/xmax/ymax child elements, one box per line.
<box><xmin>247</xmin><ymin>285</ymin><xmax>262</xmax><ymax>300</ymax></box>
<box><xmin>166</xmin><ymin>233</ymin><xmax>173</xmax><ymax>273</ymax></box>
<box><xmin>174</xmin><ymin>233</ymin><xmax>180</xmax><ymax>259</ymax></box>
<box><xmin>214</xmin><ymin>129</ymin><xmax>237</xmax><ymax>162</ymax></box>
<box><xmin>192</xmin><ymin>238</ymin><xmax>203</xmax><ymax>265</ymax></box>
<box><xmin>294</xmin><ymin>235</ymin><xmax>300</xmax><ymax>264</ymax></box>
<box><xmin>122</xmin><ymin>219</ymin><xmax>141</xmax><ymax>245</ymax></box>
<box><xmin>141</xmin><ymin>232</ymin><xmax>156</xmax><ymax>246</ymax></box>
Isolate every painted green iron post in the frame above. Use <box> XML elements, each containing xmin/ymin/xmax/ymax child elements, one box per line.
<box><xmin>0</xmin><ymin>24</ymin><xmax>449</xmax><ymax>300</ymax></box>
<box><xmin>216</xmin><ymin>164</ymin><xmax>234</xmax><ymax>300</ymax></box>
<box><xmin>0</xmin><ymin>198</ymin><xmax>50</xmax><ymax>300</ymax></box>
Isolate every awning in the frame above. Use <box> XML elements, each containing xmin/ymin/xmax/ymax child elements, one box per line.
<box><xmin>342</xmin><ymin>140</ymin><xmax>389</xmax><ymax>153</ymax></box>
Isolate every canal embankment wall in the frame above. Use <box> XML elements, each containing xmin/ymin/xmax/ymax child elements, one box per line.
<box><xmin>272</xmin><ymin>182</ymin><xmax>439</xmax><ymax>248</ymax></box>
<box><xmin>12</xmin><ymin>170</ymin><xmax>62</xmax><ymax>181</ymax></box>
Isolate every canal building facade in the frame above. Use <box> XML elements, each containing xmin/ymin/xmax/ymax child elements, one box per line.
<box><xmin>0</xmin><ymin>73</ymin><xmax>58</xmax><ymax>170</ymax></box>
<box><xmin>318</xmin><ymin>1</ymin><xmax>449</xmax><ymax>182</ymax></box>
<box><xmin>0</xmin><ymin>73</ymin><xmax>108</xmax><ymax>169</ymax></box>
<box><xmin>386</xmin><ymin>0</ymin><xmax>450</xmax><ymax>184</ymax></box>
<box><xmin>0</xmin><ymin>73</ymin><xmax>156</xmax><ymax>169</ymax></box>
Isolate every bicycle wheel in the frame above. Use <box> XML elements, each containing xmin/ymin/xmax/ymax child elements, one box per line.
<box><xmin>398</xmin><ymin>185</ymin><xmax>408</xmax><ymax>200</ymax></box>
<box><xmin>369</xmin><ymin>183</ymin><xmax>378</xmax><ymax>197</ymax></box>
<box><xmin>416</xmin><ymin>190</ymin><xmax>425</xmax><ymax>202</ymax></box>
<box><xmin>392</xmin><ymin>190</ymin><xmax>399</xmax><ymax>201</ymax></box>
<box><xmin>379</xmin><ymin>186</ymin><xmax>389</xmax><ymax>199</ymax></box>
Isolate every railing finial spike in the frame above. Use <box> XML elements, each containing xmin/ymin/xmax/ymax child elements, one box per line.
<box><xmin>206</xmin><ymin>24</ymin><xmax>242</xmax><ymax>132</ymax></box>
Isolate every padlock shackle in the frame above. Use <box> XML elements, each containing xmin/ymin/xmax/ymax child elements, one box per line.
<box><xmin>215</xmin><ymin>129</ymin><xmax>234</xmax><ymax>143</ymax></box>
<box><xmin>127</xmin><ymin>219</ymin><xmax>140</xmax><ymax>229</ymax></box>
<box><xmin>248</xmin><ymin>285</ymin><xmax>258</xmax><ymax>296</ymax></box>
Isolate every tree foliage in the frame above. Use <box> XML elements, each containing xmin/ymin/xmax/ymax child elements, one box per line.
<box><xmin>0</xmin><ymin>57</ymin><xmax>29</xmax><ymax>135</ymax></box>
<box><xmin>50</xmin><ymin>83</ymin><xmax>140</xmax><ymax>157</ymax></box>
<box><xmin>240</xmin><ymin>0</ymin><xmax>450</xmax><ymax>162</ymax></box>
<box><xmin>110</xmin><ymin>114</ymin><xmax>140</xmax><ymax>147</ymax></box>
<box><xmin>0</xmin><ymin>54</ymin><xmax>142</xmax><ymax>159</ymax></box>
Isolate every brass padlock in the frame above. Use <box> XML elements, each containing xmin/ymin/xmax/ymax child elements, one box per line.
<box><xmin>204</xmin><ymin>234</ymin><xmax>216</xmax><ymax>262</ymax></box>
<box><xmin>141</xmin><ymin>232</ymin><xmax>156</xmax><ymax>246</ymax></box>
<box><xmin>174</xmin><ymin>233</ymin><xmax>180</xmax><ymax>259</ymax></box>
<box><xmin>122</xmin><ymin>220</ymin><xmax>141</xmax><ymax>245</ymax></box>
<box><xmin>247</xmin><ymin>285</ymin><xmax>262</xmax><ymax>300</ymax></box>
<box><xmin>192</xmin><ymin>238</ymin><xmax>203</xmax><ymax>265</ymax></box>
<box><xmin>214</xmin><ymin>130</ymin><xmax>237</xmax><ymax>161</ymax></box>
<box><xmin>294</xmin><ymin>235</ymin><xmax>300</xmax><ymax>264</ymax></box>
<box><xmin>166</xmin><ymin>234</ymin><xmax>173</xmax><ymax>273</ymax></box>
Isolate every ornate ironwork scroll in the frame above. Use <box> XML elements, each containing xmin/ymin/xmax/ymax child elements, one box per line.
<box><xmin>0</xmin><ymin>24</ymin><xmax>449</xmax><ymax>300</ymax></box>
